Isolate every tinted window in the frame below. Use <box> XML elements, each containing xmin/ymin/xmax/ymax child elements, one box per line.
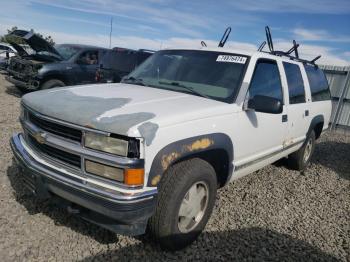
<box><xmin>101</xmin><ymin>50</ymin><xmax>137</xmax><ymax>72</ymax></box>
<box><xmin>283</xmin><ymin>62</ymin><xmax>305</xmax><ymax>104</ymax></box>
<box><xmin>56</xmin><ymin>45</ymin><xmax>81</xmax><ymax>60</ymax></box>
<box><xmin>304</xmin><ymin>65</ymin><xmax>331</xmax><ymax>102</ymax></box>
<box><xmin>136</xmin><ymin>52</ymin><xmax>153</xmax><ymax>66</ymax></box>
<box><xmin>249</xmin><ymin>59</ymin><xmax>283</xmax><ymax>102</ymax></box>
<box><xmin>78</xmin><ymin>50</ymin><xmax>99</xmax><ymax>65</ymax></box>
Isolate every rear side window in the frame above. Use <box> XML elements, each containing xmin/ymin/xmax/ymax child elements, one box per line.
<box><xmin>136</xmin><ymin>52</ymin><xmax>153</xmax><ymax>66</ymax></box>
<box><xmin>283</xmin><ymin>62</ymin><xmax>306</xmax><ymax>104</ymax></box>
<box><xmin>248</xmin><ymin>59</ymin><xmax>283</xmax><ymax>102</ymax></box>
<box><xmin>101</xmin><ymin>50</ymin><xmax>137</xmax><ymax>72</ymax></box>
<box><xmin>304</xmin><ymin>65</ymin><xmax>331</xmax><ymax>102</ymax></box>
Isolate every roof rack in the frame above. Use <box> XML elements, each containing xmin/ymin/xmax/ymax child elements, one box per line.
<box><xmin>258</xmin><ymin>26</ymin><xmax>321</xmax><ymax>66</ymax></box>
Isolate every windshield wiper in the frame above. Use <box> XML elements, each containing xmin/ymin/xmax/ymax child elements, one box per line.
<box><xmin>158</xmin><ymin>80</ymin><xmax>210</xmax><ymax>99</ymax></box>
<box><xmin>122</xmin><ymin>76</ymin><xmax>146</xmax><ymax>86</ymax></box>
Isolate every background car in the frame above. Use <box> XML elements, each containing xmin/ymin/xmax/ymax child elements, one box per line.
<box><xmin>0</xmin><ymin>42</ymin><xmax>17</xmax><ymax>59</ymax></box>
<box><xmin>95</xmin><ymin>47</ymin><xmax>154</xmax><ymax>83</ymax></box>
<box><xmin>5</xmin><ymin>29</ymin><xmax>108</xmax><ymax>91</ymax></box>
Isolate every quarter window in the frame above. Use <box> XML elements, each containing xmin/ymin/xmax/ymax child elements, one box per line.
<box><xmin>304</xmin><ymin>65</ymin><xmax>331</xmax><ymax>102</ymax></box>
<box><xmin>248</xmin><ymin>59</ymin><xmax>283</xmax><ymax>102</ymax></box>
<box><xmin>283</xmin><ymin>62</ymin><xmax>306</xmax><ymax>104</ymax></box>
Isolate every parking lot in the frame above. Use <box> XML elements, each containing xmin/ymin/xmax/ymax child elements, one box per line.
<box><xmin>0</xmin><ymin>74</ymin><xmax>349</xmax><ymax>261</ymax></box>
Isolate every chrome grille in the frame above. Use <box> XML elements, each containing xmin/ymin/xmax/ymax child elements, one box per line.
<box><xmin>28</xmin><ymin>112</ymin><xmax>82</xmax><ymax>142</ymax></box>
<box><xmin>28</xmin><ymin>134</ymin><xmax>81</xmax><ymax>168</ymax></box>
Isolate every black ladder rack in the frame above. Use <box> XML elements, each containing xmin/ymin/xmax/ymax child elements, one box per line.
<box><xmin>258</xmin><ymin>26</ymin><xmax>321</xmax><ymax>66</ymax></box>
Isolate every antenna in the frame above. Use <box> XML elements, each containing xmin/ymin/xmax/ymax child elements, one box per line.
<box><xmin>257</xmin><ymin>41</ymin><xmax>266</xmax><ymax>52</ymax></box>
<box><xmin>109</xmin><ymin>17</ymin><xmax>113</xmax><ymax>48</ymax></box>
<box><xmin>201</xmin><ymin>41</ymin><xmax>207</xmax><ymax>47</ymax></box>
<box><xmin>218</xmin><ymin>27</ymin><xmax>231</xmax><ymax>47</ymax></box>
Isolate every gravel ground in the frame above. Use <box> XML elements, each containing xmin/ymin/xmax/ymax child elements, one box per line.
<box><xmin>0</xmin><ymin>74</ymin><xmax>349</xmax><ymax>261</ymax></box>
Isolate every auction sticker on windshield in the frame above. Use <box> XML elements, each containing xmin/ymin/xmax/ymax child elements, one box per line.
<box><xmin>216</xmin><ymin>55</ymin><xmax>247</xmax><ymax>64</ymax></box>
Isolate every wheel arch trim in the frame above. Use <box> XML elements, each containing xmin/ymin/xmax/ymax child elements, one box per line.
<box><xmin>147</xmin><ymin>133</ymin><xmax>234</xmax><ymax>187</ymax></box>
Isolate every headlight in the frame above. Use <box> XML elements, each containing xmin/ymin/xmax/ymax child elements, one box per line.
<box><xmin>84</xmin><ymin>132</ymin><xmax>129</xmax><ymax>156</ymax></box>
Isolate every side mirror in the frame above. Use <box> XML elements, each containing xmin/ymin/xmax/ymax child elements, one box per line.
<box><xmin>247</xmin><ymin>95</ymin><xmax>283</xmax><ymax>114</ymax></box>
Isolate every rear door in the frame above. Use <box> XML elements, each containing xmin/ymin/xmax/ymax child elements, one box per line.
<box><xmin>281</xmin><ymin>61</ymin><xmax>310</xmax><ymax>145</ymax></box>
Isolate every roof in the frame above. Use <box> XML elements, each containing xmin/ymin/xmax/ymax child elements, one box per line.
<box><xmin>163</xmin><ymin>46</ymin><xmax>321</xmax><ymax>66</ymax></box>
<box><xmin>164</xmin><ymin>46</ymin><xmax>255</xmax><ymax>57</ymax></box>
<box><xmin>56</xmin><ymin>43</ymin><xmax>108</xmax><ymax>50</ymax></box>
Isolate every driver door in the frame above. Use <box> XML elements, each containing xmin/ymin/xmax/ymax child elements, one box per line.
<box><xmin>234</xmin><ymin>58</ymin><xmax>288</xmax><ymax>174</ymax></box>
<box><xmin>74</xmin><ymin>50</ymin><xmax>99</xmax><ymax>84</ymax></box>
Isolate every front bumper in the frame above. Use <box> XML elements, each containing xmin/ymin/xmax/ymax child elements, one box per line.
<box><xmin>10</xmin><ymin>133</ymin><xmax>157</xmax><ymax>235</ymax></box>
<box><xmin>5</xmin><ymin>74</ymin><xmax>40</xmax><ymax>90</ymax></box>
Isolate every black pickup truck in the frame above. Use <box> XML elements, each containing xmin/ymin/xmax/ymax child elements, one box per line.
<box><xmin>6</xmin><ymin>30</ymin><xmax>107</xmax><ymax>91</ymax></box>
<box><xmin>95</xmin><ymin>47</ymin><xmax>154</xmax><ymax>83</ymax></box>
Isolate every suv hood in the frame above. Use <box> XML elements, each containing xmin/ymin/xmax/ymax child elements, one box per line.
<box><xmin>7</xmin><ymin>30</ymin><xmax>62</xmax><ymax>60</ymax></box>
<box><xmin>22</xmin><ymin>83</ymin><xmax>233</xmax><ymax>141</ymax></box>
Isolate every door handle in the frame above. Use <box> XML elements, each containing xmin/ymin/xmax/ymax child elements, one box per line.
<box><xmin>305</xmin><ymin>110</ymin><xmax>309</xmax><ymax>116</ymax></box>
<box><xmin>282</xmin><ymin>114</ymin><xmax>288</xmax><ymax>122</ymax></box>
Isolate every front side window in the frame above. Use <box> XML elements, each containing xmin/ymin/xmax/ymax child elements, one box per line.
<box><xmin>124</xmin><ymin>50</ymin><xmax>249</xmax><ymax>102</ymax></box>
<box><xmin>78</xmin><ymin>50</ymin><xmax>99</xmax><ymax>65</ymax></box>
<box><xmin>283</xmin><ymin>62</ymin><xmax>306</xmax><ymax>104</ymax></box>
<box><xmin>248</xmin><ymin>59</ymin><xmax>283</xmax><ymax>102</ymax></box>
<box><xmin>304</xmin><ymin>65</ymin><xmax>331</xmax><ymax>102</ymax></box>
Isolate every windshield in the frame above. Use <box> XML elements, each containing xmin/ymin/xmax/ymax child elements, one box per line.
<box><xmin>55</xmin><ymin>45</ymin><xmax>81</xmax><ymax>60</ymax></box>
<box><xmin>124</xmin><ymin>50</ymin><xmax>248</xmax><ymax>102</ymax></box>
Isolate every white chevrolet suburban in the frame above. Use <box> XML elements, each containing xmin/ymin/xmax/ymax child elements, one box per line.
<box><xmin>10</xmin><ymin>46</ymin><xmax>332</xmax><ymax>250</ymax></box>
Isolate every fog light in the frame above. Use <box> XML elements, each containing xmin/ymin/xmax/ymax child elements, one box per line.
<box><xmin>85</xmin><ymin>160</ymin><xmax>124</xmax><ymax>182</ymax></box>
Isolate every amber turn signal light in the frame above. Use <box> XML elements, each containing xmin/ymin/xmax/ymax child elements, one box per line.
<box><xmin>124</xmin><ymin>169</ymin><xmax>144</xmax><ymax>186</ymax></box>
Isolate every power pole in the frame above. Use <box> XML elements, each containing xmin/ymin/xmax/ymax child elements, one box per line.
<box><xmin>109</xmin><ymin>17</ymin><xmax>113</xmax><ymax>48</ymax></box>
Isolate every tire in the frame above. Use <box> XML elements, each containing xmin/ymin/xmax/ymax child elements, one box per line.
<box><xmin>287</xmin><ymin>130</ymin><xmax>316</xmax><ymax>171</ymax></box>
<box><xmin>15</xmin><ymin>85</ymin><xmax>29</xmax><ymax>93</ymax></box>
<box><xmin>40</xmin><ymin>79</ymin><xmax>65</xmax><ymax>90</ymax></box>
<box><xmin>148</xmin><ymin>158</ymin><xmax>217</xmax><ymax>251</ymax></box>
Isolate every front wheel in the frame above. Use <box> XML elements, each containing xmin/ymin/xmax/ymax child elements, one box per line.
<box><xmin>287</xmin><ymin>130</ymin><xmax>316</xmax><ymax>171</ymax></box>
<box><xmin>40</xmin><ymin>79</ymin><xmax>65</xmax><ymax>90</ymax></box>
<box><xmin>148</xmin><ymin>158</ymin><xmax>217</xmax><ymax>250</ymax></box>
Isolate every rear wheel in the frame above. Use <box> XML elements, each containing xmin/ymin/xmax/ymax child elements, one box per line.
<box><xmin>148</xmin><ymin>158</ymin><xmax>217</xmax><ymax>250</ymax></box>
<box><xmin>287</xmin><ymin>130</ymin><xmax>316</xmax><ymax>171</ymax></box>
<box><xmin>40</xmin><ymin>79</ymin><xmax>65</xmax><ymax>90</ymax></box>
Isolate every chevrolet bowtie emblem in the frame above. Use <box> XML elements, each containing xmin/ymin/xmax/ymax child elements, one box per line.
<box><xmin>33</xmin><ymin>131</ymin><xmax>47</xmax><ymax>144</ymax></box>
